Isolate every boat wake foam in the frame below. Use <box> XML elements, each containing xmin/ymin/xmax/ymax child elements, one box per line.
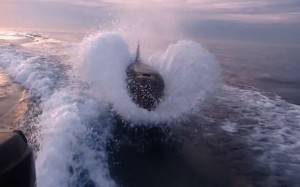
<box><xmin>77</xmin><ymin>32</ymin><xmax>221</xmax><ymax>124</ymax></box>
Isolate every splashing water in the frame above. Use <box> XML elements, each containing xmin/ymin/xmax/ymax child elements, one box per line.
<box><xmin>0</xmin><ymin>31</ymin><xmax>221</xmax><ymax>186</ymax></box>
<box><xmin>0</xmin><ymin>35</ymin><xmax>116</xmax><ymax>187</ymax></box>
<box><xmin>1</xmin><ymin>31</ymin><xmax>300</xmax><ymax>186</ymax></box>
<box><xmin>77</xmin><ymin>32</ymin><xmax>221</xmax><ymax>124</ymax></box>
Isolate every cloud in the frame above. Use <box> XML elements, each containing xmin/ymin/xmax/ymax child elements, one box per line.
<box><xmin>1</xmin><ymin>0</ymin><xmax>299</xmax><ymax>45</ymax></box>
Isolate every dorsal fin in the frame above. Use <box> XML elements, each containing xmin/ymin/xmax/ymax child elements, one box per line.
<box><xmin>135</xmin><ymin>41</ymin><xmax>140</xmax><ymax>63</ymax></box>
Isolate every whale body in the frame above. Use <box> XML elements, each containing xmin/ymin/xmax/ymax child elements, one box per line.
<box><xmin>126</xmin><ymin>45</ymin><xmax>164</xmax><ymax>111</ymax></box>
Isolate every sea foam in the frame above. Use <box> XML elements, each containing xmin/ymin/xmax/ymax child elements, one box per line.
<box><xmin>77</xmin><ymin>32</ymin><xmax>221</xmax><ymax>124</ymax></box>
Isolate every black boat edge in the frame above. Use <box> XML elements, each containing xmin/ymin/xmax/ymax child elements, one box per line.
<box><xmin>0</xmin><ymin>130</ymin><xmax>36</xmax><ymax>187</ymax></box>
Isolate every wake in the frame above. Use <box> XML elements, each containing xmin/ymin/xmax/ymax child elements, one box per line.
<box><xmin>77</xmin><ymin>32</ymin><xmax>221</xmax><ymax>124</ymax></box>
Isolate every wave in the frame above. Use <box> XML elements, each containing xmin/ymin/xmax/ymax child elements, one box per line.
<box><xmin>1</xmin><ymin>31</ymin><xmax>300</xmax><ymax>186</ymax></box>
<box><xmin>0</xmin><ymin>42</ymin><xmax>115</xmax><ymax>187</ymax></box>
<box><xmin>76</xmin><ymin>32</ymin><xmax>221</xmax><ymax>124</ymax></box>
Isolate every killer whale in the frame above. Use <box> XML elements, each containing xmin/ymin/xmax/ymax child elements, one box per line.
<box><xmin>126</xmin><ymin>44</ymin><xmax>164</xmax><ymax>111</ymax></box>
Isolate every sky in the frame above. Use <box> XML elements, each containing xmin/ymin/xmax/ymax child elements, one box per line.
<box><xmin>0</xmin><ymin>0</ymin><xmax>300</xmax><ymax>45</ymax></box>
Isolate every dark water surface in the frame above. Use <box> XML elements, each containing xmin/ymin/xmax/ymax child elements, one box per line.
<box><xmin>107</xmin><ymin>119</ymin><xmax>258</xmax><ymax>187</ymax></box>
<box><xmin>202</xmin><ymin>39</ymin><xmax>300</xmax><ymax>105</ymax></box>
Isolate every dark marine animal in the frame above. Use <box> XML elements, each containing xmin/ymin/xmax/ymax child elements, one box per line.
<box><xmin>126</xmin><ymin>44</ymin><xmax>164</xmax><ymax>111</ymax></box>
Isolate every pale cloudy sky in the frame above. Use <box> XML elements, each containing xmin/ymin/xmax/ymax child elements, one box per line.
<box><xmin>0</xmin><ymin>0</ymin><xmax>299</xmax><ymax>44</ymax></box>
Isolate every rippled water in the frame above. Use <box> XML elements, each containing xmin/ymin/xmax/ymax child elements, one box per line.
<box><xmin>0</xmin><ymin>31</ymin><xmax>299</xmax><ymax>187</ymax></box>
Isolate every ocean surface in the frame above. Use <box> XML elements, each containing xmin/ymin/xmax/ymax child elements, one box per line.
<box><xmin>0</xmin><ymin>31</ymin><xmax>300</xmax><ymax>187</ymax></box>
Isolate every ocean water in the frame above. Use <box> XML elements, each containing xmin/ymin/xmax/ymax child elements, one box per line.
<box><xmin>0</xmin><ymin>31</ymin><xmax>300</xmax><ymax>187</ymax></box>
